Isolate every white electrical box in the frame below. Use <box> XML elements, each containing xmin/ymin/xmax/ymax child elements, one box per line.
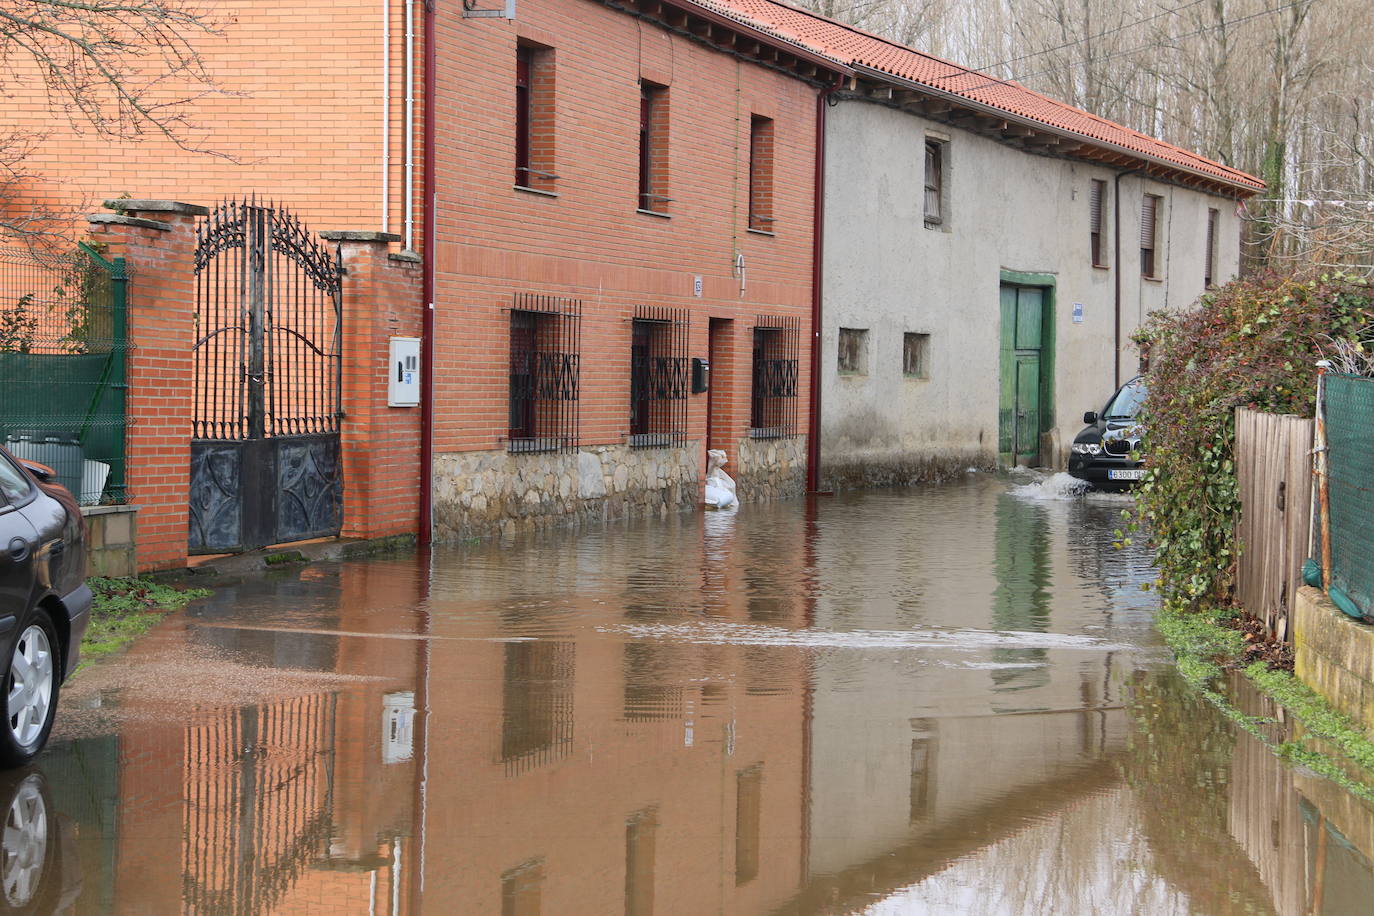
<box><xmin>388</xmin><ymin>337</ymin><xmax>421</xmax><ymax>407</ymax></box>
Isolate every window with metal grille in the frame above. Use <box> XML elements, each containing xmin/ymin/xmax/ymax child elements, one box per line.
<box><xmin>1141</xmin><ymin>194</ymin><xmax>1161</xmax><ymax>278</ymax></box>
<box><xmin>1090</xmin><ymin>179</ymin><xmax>1107</xmax><ymax>267</ymax></box>
<box><xmin>507</xmin><ymin>293</ymin><xmax>580</xmax><ymax>453</ymax></box>
<box><xmin>1205</xmin><ymin>207</ymin><xmax>1219</xmax><ymax>287</ymax></box>
<box><xmin>500</xmin><ymin>640</ymin><xmax>574</xmax><ymax>775</ymax></box>
<box><xmin>638</xmin><ymin>82</ymin><xmax>670</xmax><ymax>214</ymax></box>
<box><xmin>903</xmin><ymin>332</ymin><xmax>930</xmax><ymax>379</ymax></box>
<box><xmin>515</xmin><ymin>44</ymin><xmax>557</xmax><ymax>190</ymax></box>
<box><xmin>750</xmin><ymin>316</ymin><xmax>800</xmax><ymax>438</ymax></box>
<box><xmin>924</xmin><ymin>140</ymin><xmax>945</xmax><ymax>227</ymax></box>
<box><xmin>748</xmin><ymin>115</ymin><xmax>775</xmax><ymax>232</ymax></box>
<box><xmin>629</xmin><ymin>306</ymin><xmax>688</xmax><ymax>447</ymax></box>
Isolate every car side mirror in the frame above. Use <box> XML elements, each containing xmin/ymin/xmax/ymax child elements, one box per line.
<box><xmin>1083</xmin><ymin>411</ymin><xmax>1098</xmax><ymax>425</ymax></box>
<box><xmin>19</xmin><ymin>460</ymin><xmax>53</xmax><ymax>482</ymax></box>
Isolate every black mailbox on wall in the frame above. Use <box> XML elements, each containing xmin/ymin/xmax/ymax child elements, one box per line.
<box><xmin>691</xmin><ymin>357</ymin><xmax>710</xmax><ymax>394</ymax></box>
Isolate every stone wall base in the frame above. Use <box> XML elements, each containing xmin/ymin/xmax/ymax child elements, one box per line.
<box><xmin>432</xmin><ymin>443</ymin><xmax>701</xmax><ymax>541</ymax></box>
<box><xmin>735</xmin><ymin>435</ymin><xmax>806</xmax><ymax>503</ymax></box>
<box><xmin>1294</xmin><ymin>585</ymin><xmax>1374</xmax><ymax>737</ymax></box>
<box><xmin>820</xmin><ymin>449</ymin><xmax>995</xmax><ymax>492</ymax></box>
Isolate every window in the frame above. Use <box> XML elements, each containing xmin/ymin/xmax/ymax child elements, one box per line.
<box><xmin>735</xmin><ymin>766</ymin><xmax>762</xmax><ymax>885</ymax></box>
<box><xmin>837</xmin><ymin>327</ymin><xmax>867</xmax><ymax>376</ymax></box>
<box><xmin>0</xmin><ymin>455</ymin><xmax>31</xmax><ymax>504</ymax></box>
<box><xmin>1205</xmin><ymin>208</ymin><xmax>1219</xmax><ymax>287</ymax></box>
<box><xmin>625</xmin><ymin>809</ymin><xmax>658</xmax><ymax>916</ymax></box>
<box><xmin>1141</xmin><ymin>194</ymin><xmax>1161</xmax><ymax>278</ymax></box>
<box><xmin>514</xmin><ymin>44</ymin><xmax>556</xmax><ymax>190</ymax></box>
<box><xmin>501</xmin><ymin>859</ymin><xmax>544</xmax><ymax>916</ymax></box>
<box><xmin>638</xmin><ymin>82</ymin><xmax>670</xmax><ymax>214</ymax></box>
<box><xmin>1090</xmin><ymin>179</ymin><xmax>1107</xmax><ymax>268</ymax></box>
<box><xmin>750</xmin><ymin>316</ymin><xmax>800</xmax><ymax>438</ymax></box>
<box><xmin>629</xmin><ymin>306</ymin><xmax>688</xmax><ymax>447</ymax></box>
<box><xmin>903</xmin><ymin>332</ymin><xmax>930</xmax><ymax>379</ymax></box>
<box><xmin>748</xmin><ymin>115</ymin><xmax>775</xmax><ymax>232</ymax></box>
<box><xmin>924</xmin><ymin>140</ymin><xmax>945</xmax><ymax>227</ymax></box>
<box><xmin>507</xmin><ymin>293</ymin><xmax>581</xmax><ymax>453</ymax></box>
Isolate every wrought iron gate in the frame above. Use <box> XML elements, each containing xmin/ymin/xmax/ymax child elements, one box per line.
<box><xmin>189</xmin><ymin>199</ymin><xmax>343</xmax><ymax>553</ymax></box>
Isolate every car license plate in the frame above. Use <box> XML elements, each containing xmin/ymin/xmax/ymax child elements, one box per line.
<box><xmin>1109</xmin><ymin>469</ymin><xmax>1145</xmax><ymax>481</ymax></box>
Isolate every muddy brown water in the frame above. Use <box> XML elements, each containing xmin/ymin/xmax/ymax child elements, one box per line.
<box><xmin>21</xmin><ymin>473</ymin><xmax>1374</xmax><ymax>914</ymax></box>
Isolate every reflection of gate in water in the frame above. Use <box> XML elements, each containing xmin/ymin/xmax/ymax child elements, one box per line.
<box><xmin>182</xmin><ymin>694</ymin><xmax>337</xmax><ymax>914</ymax></box>
<box><xmin>189</xmin><ymin>198</ymin><xmax>344</xmax><ymax>554</ymax></box>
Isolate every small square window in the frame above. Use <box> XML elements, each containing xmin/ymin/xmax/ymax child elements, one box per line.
<box><xmin>837</xmin><ymin>327</ymin><xmax>867</xmax><ymax>375</ymax></box>
<box><xmin>903</xmin><ymin>332</ymin><xmax>930</xmax><ymax>379</ymax></box>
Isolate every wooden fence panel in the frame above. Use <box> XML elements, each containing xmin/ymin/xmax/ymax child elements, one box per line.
<box><xmin>1235</xmin><ymin>408</ymin><xmax>1314</xmax><ymax>643</ymax></box>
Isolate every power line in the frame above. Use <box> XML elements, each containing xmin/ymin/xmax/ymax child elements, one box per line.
<box><xmin>972</xmin><ymin>0</ymin><xmax>1210</xmax><ymax>73</ymax></box>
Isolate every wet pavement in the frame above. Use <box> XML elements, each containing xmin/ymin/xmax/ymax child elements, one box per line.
<box><xmin>19</xmin><ymin>472</ymin><xmax>1374</xmax><ymax>914</ymax></box>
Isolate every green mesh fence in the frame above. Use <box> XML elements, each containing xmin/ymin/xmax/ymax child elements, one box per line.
<box><xmin>0</xmin><ymin>242</ymin><xmax>126</xmax><ymax>504</ymax></box>
<box><xmin>1323</xmin><ymin>373</ymin><xmax>1374</xmax><ymax>620</ymax></box>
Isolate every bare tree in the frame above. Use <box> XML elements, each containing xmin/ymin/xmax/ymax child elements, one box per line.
<box><xmin>0</xmin><ymin>0</ymin><xmax>220</xmax><ymax>241</ymax></box>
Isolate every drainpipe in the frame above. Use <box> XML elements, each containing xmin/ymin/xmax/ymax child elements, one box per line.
<box><xmin>806</xmin><ymin>77</ymin><xmax>843</xmax><ymax>494</ymax></box>
<box><xmin>404</xmin><ymin>0</ymin><xmax>417</xmax><ymax>251</ymax></box>
<box><xmin>418</xmin><ymin>0</ymin><xmax>436</xmax><ymax>545</ymax></box>
<box><xmin>1113</xmin><ymin>168</ymin><xmax>1141</xmax><ymax>388</ymax></box>
<box><xmin>381</xmin><ymin>0</ymin><xmax>390</xmax><ymax>232</ymax></box>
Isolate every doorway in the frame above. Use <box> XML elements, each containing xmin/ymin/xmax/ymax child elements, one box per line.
<box><xmin>706</xmin><ymin>318</ymin><xmax>733</xmax><ymax>467</ymax></box>
<box><xmin>998</xmin><ymin>278</ymin><xmax>1055</xmax><ymax>467</ymax></box>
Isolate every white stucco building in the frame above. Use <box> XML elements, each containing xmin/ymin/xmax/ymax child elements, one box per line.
<box><xmin>701</xmin><ymin>0</ymin><xmax>1266</xmax><ymax>487</ymax></box>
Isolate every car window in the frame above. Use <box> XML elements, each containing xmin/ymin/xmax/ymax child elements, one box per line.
<box><xmin>1104</xmin><ymin>380</ymin><xmax>1147</xmax><ymax>420</ymax></box>
<box><xmin>0</xmin><ymin>455</ymin><xmax>33</xmax><ymax>504</ymax></box>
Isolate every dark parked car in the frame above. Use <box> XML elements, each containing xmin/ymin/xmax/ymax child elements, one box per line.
<box><xmin>0</xmin><ymin>447</ymin><xmax>90</xmax><ymax>768</ymax></box>
<box><xmin>1068</xmin><ymin>377</ymin><xmax>1147</xmax><ymax>489</ymax></box>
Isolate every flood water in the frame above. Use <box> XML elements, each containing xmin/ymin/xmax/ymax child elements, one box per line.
<box><xmin>25</xmin><ymin>472</ymin><xmax>1374</xmax><ymax>914</ymax></box>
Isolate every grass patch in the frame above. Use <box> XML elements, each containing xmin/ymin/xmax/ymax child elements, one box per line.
<box><xmin>1156</xmin><ymin>601</ymin><xmax>1374</xmax><ymax>802</ymax></box>
<box><xmin>78</xmin><ymin>577</ymin><xmax>210</xmax><ymax>672</ymax></box>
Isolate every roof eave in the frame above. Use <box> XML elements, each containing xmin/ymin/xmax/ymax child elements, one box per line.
<box><xmin>850</xmin><ymin>63</ymin><xmax>1263</xmax><ymax>197</ymax></box>
<box><xmin>649</xmin><ymin>0</ymin><xmax>855</xmax><ymax>79</ymax></box>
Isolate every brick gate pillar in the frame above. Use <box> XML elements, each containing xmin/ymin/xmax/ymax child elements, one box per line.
<box><xmin>87</xmin><ymin>200</ymin><xmax>207</xmax><ymax>572</ymax></box>
<box><xmin>321</xmin><ymin>231</ymin><xmax>424</xmax><ymax>541</ymax></box>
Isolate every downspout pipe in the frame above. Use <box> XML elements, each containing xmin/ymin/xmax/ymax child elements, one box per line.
<box><xmin>806</xmin><ymin>76</ymin><xmax>844</xmax><ymax>494</ymax></box>
<box><xmin>419</xmin><ymin>0</ymin><xmax>436</xmax><ymax>545</ymax></box>
<box><xmin>1113</xmin><ymin>168</ymin><xmax>1141</xmax><ymax>389</ymax></box>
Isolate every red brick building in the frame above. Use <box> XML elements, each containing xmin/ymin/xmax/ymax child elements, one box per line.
<box><xmin>4</xmin><ymin>0</ymin><xmax>847</xmax><ymax>565</ymax></box>
<box><xmin>425</xmin><ymin>1</ymin><xmax>845</xmax><ymax>539</ymax></box>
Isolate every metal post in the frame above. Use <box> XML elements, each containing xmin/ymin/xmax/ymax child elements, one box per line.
<box><xmin>1313</xmin><ymin>359</ymin><xmax>1333</xmax><ymax>590</ymax></box>
<box><xmin>246</xmin><ymin>206</ymin><xmax>267</xmax><ymax>441</ymax></box>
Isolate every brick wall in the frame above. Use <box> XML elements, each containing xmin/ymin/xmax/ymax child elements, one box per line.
<box><xmin>87</xmin><ymin>204</ymin><xmax>203</xmax><ymax>571</ymax></box>
<box><xmin>330</xmin><ymin>235</ymin><xmax>424</xmax><ymax>540</ymax></box>
<box><xmin>4</xmin><ymin>0</ymin><xmax>409</xmax><ymax>238</ymax></box>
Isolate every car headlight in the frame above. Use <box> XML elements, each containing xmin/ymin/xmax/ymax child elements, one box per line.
<box><xmin>1071</xmin><ymin>442</ymin><xmax>1102</xmax><ymax>455</ymax></box>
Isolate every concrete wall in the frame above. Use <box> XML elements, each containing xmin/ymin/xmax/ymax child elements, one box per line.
<box><xmin>820</xmin><ymin>98</ymin><xmax>1244</xmax><ymax>487</ymax></box>
<box><xmin>1295</xmin><ymin>585</ymin><xmax>1374</xmax><ymax>735</ymax></box>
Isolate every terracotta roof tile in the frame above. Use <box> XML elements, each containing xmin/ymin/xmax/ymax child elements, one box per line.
<box><xmin>688</xmin><ymin>0</ymin><xmax>1264</xmax><ymax>193</ymax></box>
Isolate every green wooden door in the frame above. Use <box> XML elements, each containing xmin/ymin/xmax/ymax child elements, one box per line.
<box><xmin>999</xmin><ymin>285</ymin><xmax>1046</xmax><ymax>465</ymax></box>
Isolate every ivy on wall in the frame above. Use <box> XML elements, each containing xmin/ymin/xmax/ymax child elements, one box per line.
<box><xmin>1129</xmin><ymin>272</ymin><xmax>1374</xmax><ymax>608</ymax></box>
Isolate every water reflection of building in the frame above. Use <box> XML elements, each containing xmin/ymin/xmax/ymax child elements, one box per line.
<box><xmin>51</xmin><ymin>558</ymin><xmax>428</xmax><ymax>914</ymax></box>
<box><xmin>800</xmin><ymin>481</ymin><xmax>1132</xmax><ymax>908</ymax></box>
<box><xmin>420</xmin><ymin>507</ymin><xmax>811</xmax><ymax>914</ymax></box>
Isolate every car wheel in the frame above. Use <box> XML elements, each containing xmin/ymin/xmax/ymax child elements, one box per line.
<box><xmin>0</xmin><ymin>613</ymin><xmax>59</xmax><ymax>769</ymax></box>
<box><xmin>0</xmin><ymin>772</ymin><xmax>51</xmax><ymax>913</ymax></box>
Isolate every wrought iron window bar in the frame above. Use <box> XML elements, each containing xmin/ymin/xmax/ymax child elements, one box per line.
<box><xmin>750</xmin><ymin>315</ymin><xmax>801</xmax><ymax>439</ymax></box>
<box><xmin>507</xmin><ymin>292</ymin><xmax>581</xmax><ymax>454</ymax></box>
<box><xmin>629</xmin><ymin>305</ymin><xmax>689</xmax><ymax>448</ymax></box>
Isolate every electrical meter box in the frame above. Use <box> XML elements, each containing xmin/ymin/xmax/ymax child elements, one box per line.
<box><xmin>388</xmin><ymin>337</ymin><xmax>421</xmax><ymax>407</ymax></box>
